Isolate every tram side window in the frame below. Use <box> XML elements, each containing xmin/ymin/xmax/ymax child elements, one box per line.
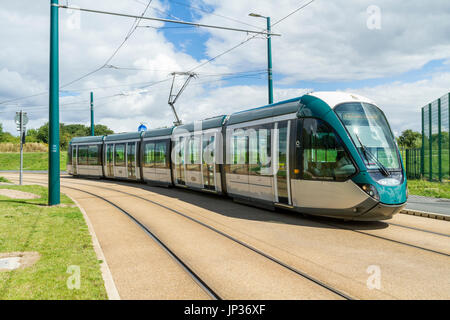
<box><xmin>202</xmin><ymin>135</ymin><xmax>215</xmax><ymax>165</ymax></box>
<box><xmin>249</xmin><ymin>124</ymin><xmax>272</xmax><ymax>175</ymax></box>
<box><xmin>155</xmin><ymin>141</ymin><xmax>168</xmax><ymax>168</ymax></box>
<box><xmin>114</xmin><ymin>144</ymin><xmax>125</xmax><ymax>167</ymax></box>
<box><xmin>301</xmin><ymin>118</ymin><xmax>356</xmax><ymax>181</ymax></box>
<box><xmin>78</xmin><ymin>146</ymin><xmax>88</xmax><ymax>165</ymax></box>
<box><xmin>88</xmin><ymin>145</ymin><xmax>99</xmax><ymax>165</ymax></box>
<box><xmin>106</xmin><ymin>144</ymin><xmax>113</xmax><ymax>163</ymax></box>
<box><xmin>174</xmin><ymin>137</ymin><xmax>185</xmax><ymax>165</ymax></box>
<box><xmin>188</xmin><ymin>136</ymin><xmax>201</xmax><ymax>165</ymax></box>
<box><xmin>144</xmin><ymin>142</ymin><xmax>155</xmax><ymax>168</ymax></box>
<box><xmin>67</xmin><ymin>146</ymin><xmax>72</xmax><ymax>165</ymax></box>
<box><xmin>229</xmin><ymin>130</ymin><xmax>248</xmax><ymax>174</ymax></box>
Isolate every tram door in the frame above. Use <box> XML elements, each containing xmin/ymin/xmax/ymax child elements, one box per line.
<box><xmin>106</xmin><ymin>144</ymin><xmax>114</xmax><ymax>177</ymax></box>
<box><xmin>202</xmin><ymin>134</ymin><xmax>216</xmax><ymax>190</ymax></box>
<box><xmin>72</xmin><ymin>146</ymin><xmax>78</xmax><ymax>175</ymax></box>
<box><xmin>186</xmin><ymin>135</ymin><xmax>202</xmax><ymax>188</ymax></box>
<box><xmin>176</xmin><ymin>136</ymin><xmax>186</xmax><ymax>185</ymax></box>
<box><xmin>127</xmin><ymin>142</ymin><xmax>136</xmax><ymax>179</ymax></box>
<box><xmin>275</xmin><ymin>121</ymin><xmax>291</xmax><ymax>204</ymax></box>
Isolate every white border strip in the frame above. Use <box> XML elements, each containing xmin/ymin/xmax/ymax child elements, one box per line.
<box><xmin>68</xmin><ymin>195</ymin><xmax>121</xmax><ymax>300</ymax></box>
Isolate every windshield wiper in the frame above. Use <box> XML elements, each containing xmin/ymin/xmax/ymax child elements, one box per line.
<box><xmin>354</xmin><ymin>133</ymin><xmax>390</xmax><ymax>176</ymax></box>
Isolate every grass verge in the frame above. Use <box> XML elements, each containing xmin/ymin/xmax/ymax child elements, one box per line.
<box><xmin>0</xmin><ymin>185</ymin><xmax>107</xmax><ymax>299</ymax></box>
<box><xmin>0</xmin><ymin>152</ymin><xmax>67</xmax><ymax>171</ymax></box>
<box><xmin>408</xmin><ymin>179</ymin><xmax>450</xmax><ymax>199</ymax></box>
<box><xmin>0</xmin><ymin>176</ymin><xmax>10</xmax><ymax>183</ymax></box>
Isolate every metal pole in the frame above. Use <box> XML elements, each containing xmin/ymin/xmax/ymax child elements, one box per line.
<box><xmin>267</xmin><ymin>17</ymin><xmax>273</xmax><ymax>105</ymax></box>
<box><xmin>90</xmin><ymin>91</ymin><xmax>94</xmax><ymax>136</ymax></box>
<box><xmin>429</xmin><ymin>103</ymin><xmax>432</xmax><ymax>181</ymax></box>
<box><xmin>438</xmin><ymin>98</ymin><xmax>442</xmax><ymax>182</ymax></box>
<box><xmin>405</xmin><ymin>148</ymin><xmax>409</xmax><ymax>179</ymax></box>
<box><xmin>19</xmin><ymin>110</ymin><xmax>23</xmax><ymax>186</ymax></box>
<box><xmin>49</xmin><ymin>0</ymin><xmax>60</xmax><ymax>205</ymax></box>
<box><xmin>421</xmin><ymin>107</ymin><xmax>424</xmax><ymax>178</ymax></box>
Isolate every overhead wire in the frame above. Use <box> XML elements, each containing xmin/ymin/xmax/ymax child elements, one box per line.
<box><xmin>0</xmin><ymin>0</ymin><xmax>154</xmax><ymax>106</ymax></box>
<box><xmin>272</xmin><ymin>0</ymin><xmax>315</xmax><ymax>27</ymax></box>
<box><xmin>60</xmin><ymin>0</ymin><xmax>154</xmax><ymax>89</ymax></box>
<box><xmin>0</xmin><ymin>0</ymin><xmax>316</xmax><ymax>111</ymax></box>
<box><xmin>185</xmin><ymin>0</ymin><xmax>316</xmax><ymax>73</ymax></box>
<box><xmin>166</xmin><ymin>0</ymin><xmax>264</xmax><ymax>31</ymax></box>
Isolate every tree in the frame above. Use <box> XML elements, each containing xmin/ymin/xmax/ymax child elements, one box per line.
<box><xmin>30</xmin><ymin>122</ymin><xmax>114</xmax><ymax>149</ymax></box>
<box><xmin>397</xmin><ymin>129</ymin><xmax>422</xmax><ymax>149</ymax></box>
<box><xmin>0</xmin><ymin>123</ymin><xmax>19</xmax><ymax>143</ymax></box>
<box><xmin>1</xmin><ymin>122</ymin><xmax>115</xmax><ymax>149</ymax></box>
<box><xmin>25</xmin><ymin>128</ymin><xmax>40</xmax><ymax>143</ymax></box>
<box><xmin>93</xmin><ymin>124</ymin><xmax>114</xmax><ymax>136</ymax></box>
<box><xmin>36</xmin><ymin>122</ymin><xmax>49</xmax><ymax>144</ymax></box>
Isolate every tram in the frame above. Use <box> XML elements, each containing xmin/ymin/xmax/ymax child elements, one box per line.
<box><xmin>67</xmin><ymin>91</ymin><xmax>407</xmax><ymax>220</ymax></box>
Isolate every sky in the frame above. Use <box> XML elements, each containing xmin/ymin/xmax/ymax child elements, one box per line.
<box><xmin>0</xmin><ymin>0</ymin><xmax>450</xmax><ymax>136</ymax></box>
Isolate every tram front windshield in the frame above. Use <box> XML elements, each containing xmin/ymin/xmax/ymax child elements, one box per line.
<box><xmin>334</xmin><ymin>102</ymin><xmax>400</xmax><ymax>172</ymax></box>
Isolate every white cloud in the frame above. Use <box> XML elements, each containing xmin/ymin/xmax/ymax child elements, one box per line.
<box><xmin>198</xmin><ymin>0</ymin><xmax>450</xmax><ymax>81</ymax></box>
<box><xmin>0</xmin><ymin>0</ymin><xmax>449</xmax><ymax>137</ymax></box>
<box><xmin>349</xmin><ymin>72</ymin><xmax>450</xmax><ymax>135</ymax></box>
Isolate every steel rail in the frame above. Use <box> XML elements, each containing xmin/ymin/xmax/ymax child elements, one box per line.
<box><xmin>26</xmin><ymin>176</ymin><xmax>354</xmax><ymax>300</ymax></box>
<box><xmin>24</xmin><ymin>178</ymin><xmax>221</xmax><ymax>300</ymax></box>
<box><xmin>386</xmin><ymin>222</ymin><xmax>449</xmax><ymax>238</ymax></box>
<box><xmin>21</xmin><ymin>175</ymin><xmax>450</xmax><ymax>259</ymax></box>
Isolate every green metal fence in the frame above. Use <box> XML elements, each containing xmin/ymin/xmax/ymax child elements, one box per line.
<box><xmin>405</xmin><ymin>148</ymin><xmax>422</xmax><ymax>179</ymax></box>
<box><xmin>400</xmin><ymin>148</ymin><xmax>422</xmax><ymax>180</ymax></box>
<box><xmin>421</xmin><ymin>92</ymin><xmax>450</xmax><ymax>182</ymax></box>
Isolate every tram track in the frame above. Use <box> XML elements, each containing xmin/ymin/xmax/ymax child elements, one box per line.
<box><xmin>51</xmin><ymin>176</ymin><xmax>450</xmax><ymax>258</ymax></box>
<box><xmin>22</xmin><ymin>179</ymin><xmax>222</xmax><ymax>300</ymax></box>
<box><xmin>312</xmin><ymin>219</ymin><xmax>450</xmax><ymax>258</ymax></box>
<box><xmin>18</xmin><ymin>175</ymin><xmax>354</xmax><ymax>300</ymax></box>
<box><xmin>384</xmin><ymin>222</ymin><xmax>449</xmax><ymax>238</ymax></box>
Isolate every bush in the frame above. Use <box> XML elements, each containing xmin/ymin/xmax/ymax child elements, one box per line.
<box><xmin>0</xmin><ymin>143</ymin><xmax>48</xmax><ymax>152</ymax></box>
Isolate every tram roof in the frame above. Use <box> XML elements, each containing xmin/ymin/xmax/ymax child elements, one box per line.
<box><xmin>70</xmin><ymin>136</ymin><xmax>104</xmax><ymax>144</ymax></box>
<box><xmin>306</xmin><ymin>91</ymin><xmax>375</xmax><ymax>109</ymax></box>
<box><xmin>226</xmin><ymin>97</ymin><xmax>301</xmax><ymax>125</ymax></box>
<box><xmin>142</xmin><ymin>127</ymin><xmax>174</xmax><ymax>138</ymax></box>
<box><xmin>104</xmin><ymin>132</ymin><xmax>142</xmax><ymax>142</ymax></box>
<box><xmin>173</xmin><ymin>115</ymin><xmax>227</xmax><ymax>134</ymax></box>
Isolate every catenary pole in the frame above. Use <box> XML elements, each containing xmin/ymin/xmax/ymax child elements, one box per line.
<box><xmin>19</xmin><ymin>110</ymin><xmax>23</xmax><ymax>186</ymax></box>
<box><xmin>90</xmin><ymin>92</ymin><xmax>94</xmax><ymax>136</ymax></box>
<box><xmin>249</xmin><ymin>13</ymin><xmax>274</xmax><ymax>105</ymax></box>
<box><xmin>267</xmin><ymin>17</ymin><xmax>273</xmax><ymax>104</ymax></box>
<box><xmin>49</xmin><ymin>0</ymin><xmax>60</xmax><ymax>205</ymax></box>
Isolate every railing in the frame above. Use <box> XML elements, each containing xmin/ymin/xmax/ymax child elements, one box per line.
<box><xmin>404</xmin><ymin>148</ymin><xmax>422</xmax><ymax>180</ymax></box>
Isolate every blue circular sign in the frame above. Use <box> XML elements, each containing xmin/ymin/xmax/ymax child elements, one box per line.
<box><xmin>138</xmin><ymin>124</ymin><xmax>147</xmax><ymax>132</ymax></box>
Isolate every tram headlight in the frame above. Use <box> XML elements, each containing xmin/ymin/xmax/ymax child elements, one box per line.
<box><xmin>358</xmin><ymin>184</ymin><xmax>380</xmax><ymax>201</ymax></box>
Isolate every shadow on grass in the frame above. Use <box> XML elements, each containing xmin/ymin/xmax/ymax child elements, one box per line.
<box><xmin>0</xmin><ymin>199</ymin><xmax>47</xmax><ymax>207</ymax></box>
